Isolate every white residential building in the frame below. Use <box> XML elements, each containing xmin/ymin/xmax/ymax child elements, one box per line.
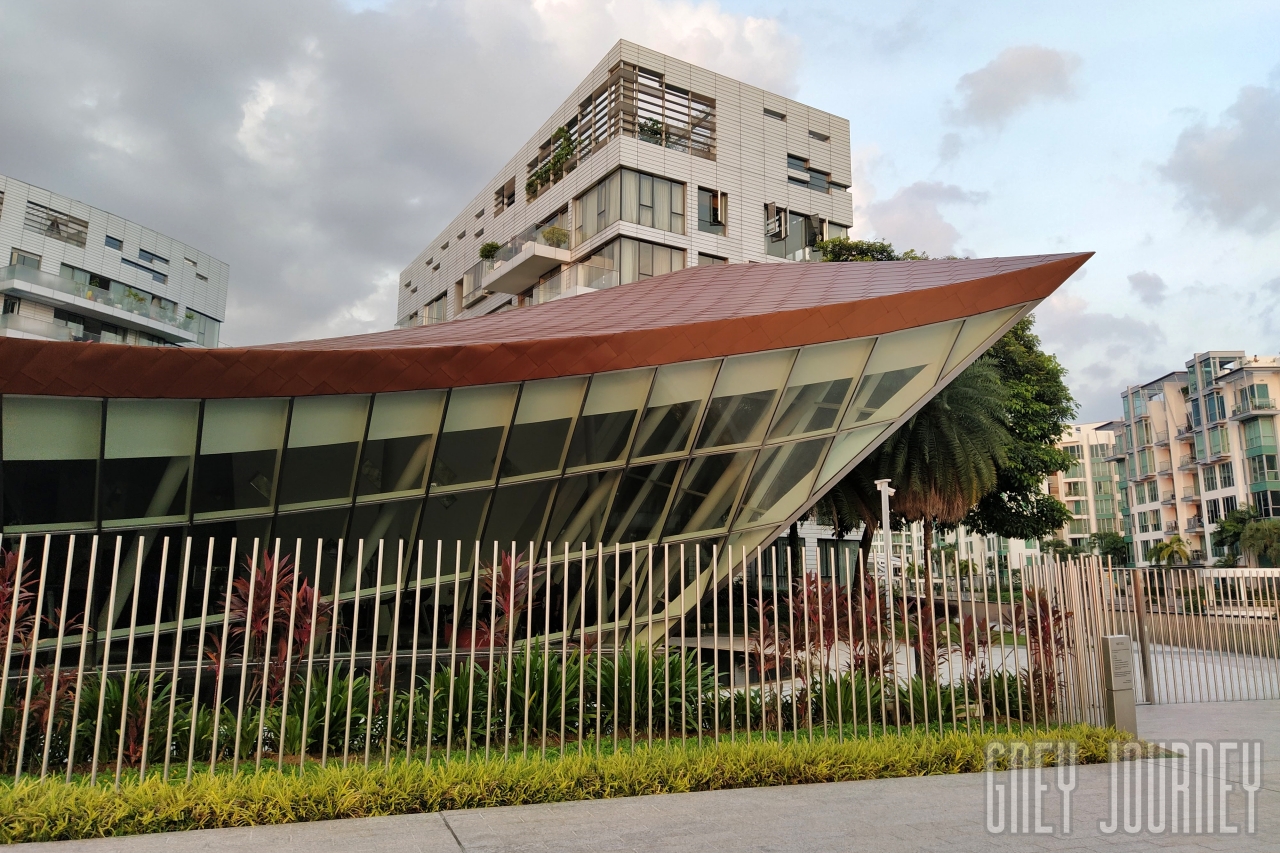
<box><xmin>1047</xmin><ymin>422</ymin><xmax>1122</xmax><ymax>549</ymax></box>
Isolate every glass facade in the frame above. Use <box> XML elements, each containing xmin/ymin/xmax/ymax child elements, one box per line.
<box><xmin>1</xmin><ymin>309</ymin><xmax>1023</xmax><ymax>563</ymax></box>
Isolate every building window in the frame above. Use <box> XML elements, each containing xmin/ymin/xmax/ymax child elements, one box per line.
<box><xmin>1147</xmin><ymin>480</ymin><xmax>1159</xmax><ymax>503</ymax></box>
<box><xmin>785</xmin><ymin>155</ymin><xmax>834</xmax><ymax>193</ymax></box>
<box><xmin>138</xmin><ymin>248</ymin><xmax>169</xmax><ymax>265</ymax></box>
<box><xmin>697</xmin><ymin>253</ymin><xmax>727</xmax><ymax>266</ymax></box>
<box><xmin>1207</xmin><ymin>498</ymin><xmax>1221</xmax><ymax>524</ymax></box>
<box><xmin>1069</xmin><ymin>499</ymin><xmax>1088</xmax><ymax>515</ymax></box>
<box><xmin>697</xmin><ymin>188</ymin><xmax>727</xmax><ymax>236</ymax></box>
<box><xmin>425</xmin><ymin>293</ymin><xmax>447</xmax><ymax>325</ymax></box>
<box><xmin>1220</xmin><ymin>461</ymin><xmax>1235</xmax><ymax>487</ymax></box>
<box><xmin>1205</xmin><ymin>391</ymin><xmax>1226</xmax><ymax>422</ymax></box>
<box><xmin>105</xmin><ymin>235</ymin><xmax>123</xmax><ymax>251</ymax></box>
<box><xmin>196</xmin><ymin>272</ymin><xmax>209</xmax><ymax>283</ymax></box>
<box><xmin>23</xmin><ymin>201</ymin><xmax>88</xmax><ymax>248</ymax></box>
<box><xmin>808</xmin><ymin>129</ymin><xmax>830</xmax><ymax>142</ymax></box>
<box><xmin>765</xmin><ymin>206</ymin><xmax>824</xmax><ymax>261</ymax></box>
<box><xmin>1203</xmin><ymin>464</ymin><xmax>1218</xmax><ymax>491</ymax></box>
<box><xmin>494</xmin><ymin>178</ymin><xmax>516</xmax><ymax>215</ymax></box>
<box><xmin>121</xmin><ymin>257</ymin><xmax>167</xmax><ymax>284</ymax></box>
<box><xmin>1065</xmin><ymin>481</ymin><xmax>1086</xmax><ymax>497</ymax></box>
<box><xmin>764</xmin><ymin>107</ymin><xmax>786</xmax><ymax>121</ymax></box>
<box><xmin>582</xmin><ymin>236</ymin><xmax>685</xmax><ymax>286</ymax></box>
<box><xmin>184</xmin><ymin>257</ymin><xmax>197</xmax><ymax>267</ymax></box>
<box><xmin>2</xmin><ymin>296</ymin><xmax>18</xmax><ymax>315</ymax></box>
<box><xmin>573</xmin><ymin>168</ymin><xmax>685</xmax><ymax>245</ymax></box>
<box><xmin>1208</xmin><ymin>425</ymin><xmax>1230</xmax><ymax>457</ymax></box>
<box><xmin>1244</xmin><ymin>417</ymin><xmax>1276</xmax><ymax>450</ymax></box>
<box><xmin>1248</xmin><ymin>454</ymin><xmax>1278</xmax><ymax>486</ymax></box>
<box><xmin>10</xmin><ymin>248</ymin><xmax>41</xmax><ymax>270</ymax></box>
<box><xmin>1190</xmin><ymin>398</ymin><xmax>1202</xmax><ymax>427</ymax></box>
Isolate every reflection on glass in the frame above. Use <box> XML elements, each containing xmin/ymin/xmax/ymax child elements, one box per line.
<box><xmin>101</xmin><ymin>399</ymin><xmax>199</xmax><ymax>524</ymax></box>
<box><xmin>279</xmin><ymin>395</ymin><xmax>370</xmax><ymax>507</ymax></box>
<box><xmin>696</xmin><ymin>349</ymin><xmax>796</xmax><ymax>449</ymax></box>
<box><xmin>483</xmin><ymin>480</ymin><xmax>556</xmax><ymax>551</ymax></box>
<box><xmin>346</xmin><ymin>499</ymin><xmax>424</xmax><ymax>590</ymax></box>
<box><xmin>1</xmin><ymin>395</ymin><xmax>101</xmax><ymax>528</ymax></box>
<box><xmin>605</xmin><ymin>462</ymin><xmax>680</xmax><ymax>543</ymax></box>
<box><xmin>817</xmin><ymin>425</ymin><xmax>890</xmax><ymax>485</ymax></box>
<box><xmin>565</xmin><ymin>368</ymin><xmax>653</xmax><ymax>468</ymax></box>
<box><xmin>431</xmin><ymin>384</ymin><xmax>517</xmax><ymax>489</ymax></box>
<box><xmin>273</xmin><ymin>506</ymin><xmax>349</xmax><ymax>591</ymax></box>
<box><xmin>193</xmin><ymin>398</ymin><xmax>289</xmax><ymax>515</ymax></box>
<box><xmin>663</xmin><ymin>451</ymin><xmax>754</xmax><ymax>537</ymax></box>
<box><xmin>358</xmin><ymin>390</ymin><xmax>445</xmax><ymax>498</ymax></box>
<box><xmin>419</xmin><ymin>490</ymin><xmax>491</xmax><ymax>565</ymax></box>
<box><xmin>941</xmin><ymin>306</ymin><xmax>1023</xmax><ymax>376</ymax></box>
<box><xmin>840</xmin><ymin>321</ymin><xmax>962</xmax><ymax>429</ymax></box>
<box><xmin>735</xmin><ymin>438</ymin><xmax>829</xmax><ymax>528</ymax></box>
<box><xmin>500</xmin><ymin>377</ymin><xmax>585</xmax><ymax>480</ymax></box>
<box><xmin>546</xmin><ymin>470</ymin><xmax>620</xmax><ymax>547</ymax></box>
<box><xmin>633</xmin><ymin>360</ymin><xmax>719</xmax><ymax>459</ymax></box>
<box><xmin>768</xmin><ymin>339</ymin><xmax>873</xmax><ymax>440</ymax></box>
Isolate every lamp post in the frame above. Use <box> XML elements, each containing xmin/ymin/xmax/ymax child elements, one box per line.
<box><xmin>875</xmin><ymin>478</ymin><xmax>895</xmax><ymax>579</ymax></box>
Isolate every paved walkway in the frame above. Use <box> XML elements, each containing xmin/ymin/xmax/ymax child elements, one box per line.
<box><xmin>20</xmin><ymin>700</ymin><xmax>1279</xmax><ymax>852</ymax></box>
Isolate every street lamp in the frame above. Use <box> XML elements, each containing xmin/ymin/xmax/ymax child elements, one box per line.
<box><xmin>875</xmin><ymin>478</ymin><xmax>895</xmax><ymax>578</ymax></box>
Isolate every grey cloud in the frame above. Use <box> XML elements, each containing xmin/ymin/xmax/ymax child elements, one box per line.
<box><xmin>0</xmin><ymin>1</ymin><xmax>796</xmax><ymax>345</ymax></box>
<box><xmin>866</xmin><ymin>181</ymin><xmax>987</xmax><ymax>257</ymax></box>
<box><xmin>1161</xmin><ymin>73</ymin><xmax>1280</xmax><ymax>233</ymax></box>
<box><xmin>1127</xmin><ymin>271</ymin><xmax>1167</xmax><ymax>305</ymax></box>
<box><xmin>937</xmin><ymin>132</ymin><xmax>963</xmax><ymax>162</ymax></box>
<box><xmin>947</xmin><ymin>45</ymin><xmax>1082</xmax><ymax>129</ymax></box>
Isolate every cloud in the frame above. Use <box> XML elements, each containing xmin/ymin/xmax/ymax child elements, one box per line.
<box><xmin>1161</xmin><ymin>72</ymin><xmax>1280</xmax><ymax>233</ymax></box>
<box><xmin>0</xmin><ymin>1</ymin><xmax>797</xmax><ymax>345</ymax></box>
<box><xmin>865</xmin><ymin>181</ymin><xmax>987</xmax><ymax>257</ymax></box>
<box><xmin>1127</xmin><ymin>271</ymin><xmax>1168</xmax><ymax>306</ymax></box>
<box><xmin>947</xmin><ymin>45</ymin><xmax>1082</xmax><ymax>129</ymax></box>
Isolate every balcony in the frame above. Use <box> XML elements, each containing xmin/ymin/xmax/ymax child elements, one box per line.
<box><xmin>1160</xmin><ymin>490</ymin><xmax>1176</xmax><ymax>505</ymax></box>
<box><xmin>1154</xmin><ymin>430</ymin><xmax>1170</xmax><ymax>446</ymax></box>
<box><xmin>1178</xmin><ymin>454</ymin><xmax>1197</xmax><ymax>470</ymax></box>
<box><xmin>0</xmin><ymin>312</ymin><xmax>73</xmax><ymax>341</ymax></box>
<box><xmin>1164</xmin><ymin>521</ymin><xmax>1179</xmax><ymax>534</ymax></box>
<box><xmin>0</xmin><ymin>263</ymin><xmax>197</xmax><ymax>343</ymax></box>
<box><xmin>1176</xmin><ymin>422</ymin><xmax>1194</xmax><ymax>439</ymax></box>
<box><xmin>1186</xmin><ymin>516</ymin><xmax>1205</xmax><ymax>532</ymax></box>
<box><xmin>479</xmin><ymin>222</ymin><xmax>573</xmax><ymax>295</ymax></box>
<box><xmin>1231</xmin><ymin>398</ymin><xmax>1277</xmax><ymax>420</ymax></box>
<box><xmin>1157</xmin><ymin>460</ymin><xmax>1173</xmax><ymax>475</ymax></box>
<box><xmin>529</xmin><ymin>262</ymin><xmax>620</xmax><ymax>305</ymax></box>
<box><xmin>1180</xmin><ymin>488</ymin><xmax>1201</xmax><ymax>502</ymax></box>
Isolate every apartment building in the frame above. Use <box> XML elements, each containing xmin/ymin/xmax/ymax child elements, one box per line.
<box><xmin>396</xmin><ymin>40</ymin><xmax>854</xmax><ymax>327</ymax></box>
<box><xmin>0</xmin><ymin>174</ymin><xmax>227</xmax><ymax>347</ymax></box>
<box><xmin>1046</xmin><ymin>422</ymin><xmax>1122</xmax><ymax>549</ymax></box>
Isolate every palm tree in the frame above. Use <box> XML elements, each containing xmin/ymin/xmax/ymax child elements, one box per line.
<box><xmin>1149</xmin><ymin>534</ymin><xmax>1190</xmax><ymax>567</ymax></box>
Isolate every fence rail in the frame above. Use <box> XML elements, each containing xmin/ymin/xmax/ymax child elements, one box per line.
<box><xmin>0</xmin><ymin>534</ymin><xmax>1136</xmax><ymax>785</ymax></box>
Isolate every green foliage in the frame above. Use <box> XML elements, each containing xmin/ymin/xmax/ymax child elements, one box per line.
<box><xmin>478</xmin><ymin>241</ymin><xmax>501</xmax><ymax>261</ymax></box>
<box><xmin>0</xmin><ymin>725</ymin><xmax>1130</xmax><ymax>843</ymax></box>
<box><xmin>525</xmin><ymin>127</ymin><xmax>577</xmax><ymax>199</ymax></box>
<box><xmin>962</xmin><ymin>318</ymin><xmax>1077</xmax><ymax>539</ymax></box>
<box><xmin>539</xmin><ymin>226</ymin><xmax>569</xmax><ymax>249</ymax></box>
<box><xmin>814</xmin><ymin>237</ymin><xmax>900</xmax><ymax>262</ymax></box>
<box><xmin>1149</xmin><ymin>534</ymin><xmax>1191</xmax><ymax>568</ymax></box>
<box><xmin>1089</xmin><ymin>531</ymin><xmax>1129</xmax><ymax>565</ymax></box>
<box><xmin>1239</xmin><ymin>518</ymin><xmax>1280</xmax><ymax>566</ymax></box>
<box><xmin>1212</xmin><ymin>506</ymin><xmax>1260</xmax><ymax>556</ymax></box>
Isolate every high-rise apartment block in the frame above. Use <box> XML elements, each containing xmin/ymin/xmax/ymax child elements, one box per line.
<box><xmin>1108</xmin><ymin>351</ymin><xmax>1280</xmax><ymax>566</ymax></box>
<box><xmin>0</xmin><ymin>174</ymin><xmax>227</xmax><ymax>347</ymax></box>
<box><xmin>1047</xmin><ymin>422</ymin><xmax>1122</xmax><ymax>549</ymax></box>
<box><xmin>396</xmin><ymin>41</ymin><xmax>854</xmax><ymax>327</ymax></box>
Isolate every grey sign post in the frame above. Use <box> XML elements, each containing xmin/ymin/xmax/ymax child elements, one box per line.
<box><xmin>1101</xmin><ymin>634</ymin><xmax>1138</xmax><ymax>737</ymax></box>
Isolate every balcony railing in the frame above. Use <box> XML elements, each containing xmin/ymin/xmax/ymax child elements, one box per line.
<box><xmin>530</xmin><ymin>262</ymin><xmax>620</xmax><ymax>305</ymax></box>
<box><xmin>1176</xmin><ymin>422</ymin><xmax>1194</xmax><ymax>438</ymax></box>
<box><xmin>0</xmin><ymin>312</ymin><xmax>73</xmax><ymax>341</ymax></box>
<box><xmin>1232</xmin><ymin>398</ymin><xmax>1277</xmax><ymax>418</ymax></box>
<box><xmin>1154</xmin><ymin>430</ymin><xmax>1170</xmax><ymax>444</ymax></box>
<box><xmin>1178</xmin><ymin>454</ymin><xmax>1197</xmax><ymax>469</ymax></box>
<box><xmin>1160</xmin><ymin>490</ymin><xmax>1176</xmax><ymax>504</ymax></box>
<box><xmin>1181</xmin><ymin>488</ymin><xmax>1200</xmax><ymax>501</ymax></box>
<box><xmin>1</xmin><ymin>263</ymin><xmax>196</xmax><ymax>334</ymax></box>
<box><xmin>1157</xmin><ymin>461</ymin><xmax>1173</xmax><ymax>474</ymax></box>
<box><xmin>1164</xmin><ymin>522</ymin><xmax>1180</xmax><ymax>534</ymax></box>
<box><xmin>1186</xmin><ymin>516</ymin><xmax>1205</xmax><ymax>532</ymax></box>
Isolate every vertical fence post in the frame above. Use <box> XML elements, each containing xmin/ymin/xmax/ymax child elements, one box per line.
<box><xmin>1130</xmin><ymin>567</ymin><xmax>1156</xmax><ymax>703</ymax></box>
<box><xmin>67</xmin><ymin>536</ymin><xmax>100</xmax><ymax>781</ymax></box>
<box><xmin>42</xmin><ymin>535</ymin><xmax>77</xmax><ymax>780</ymax></box>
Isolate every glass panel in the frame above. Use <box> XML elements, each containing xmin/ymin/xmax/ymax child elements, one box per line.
<box><xmin>1</xmin><ymin>396</ymin><xmax>100</xmax><ymax>528</ymax></box>
<box><xmin>633</xmin><ymin>360</ymin><xmax>720</xmax><ymax>459</ymax></box>
<box><xmin>279</xmin><ymin>395</ymin><xmax>370</xmax><ymax>507</ymax></box>
<box><xmin>768</xmin><ymin>338</ymin><xmax>873</xmax><ymax>440</ymax></box>
<box><xmin>941</xmin><ymin>306</ymin><xmax>1023</xmax><ymax>376</ymax></box>
<box><xmin>545</xmin><ymin>470</ymin><xmax>620</xmax><ymax>547</ymax></box>
<box><xmin>696</xmin><ymin>349</ymin><xmax>797</xmax><ymax>449</ymax></box>
<box><xmin>101</xmin><ymin>399</ymin><xmax>199</xmax><ymax>524</ymax></box>
<box><xmin>345</xmin><ymin>498</ymin><xmax>424</xmax><ymax>590</ymax></box>
<box><xmin>817</xmin><ymin>424</ymin><xmax>890</xmax><ymax>485</ymax></box>
<box><xmin>621</xmin><ymin>169</ymin><xmax>639</xmax><ymax>222</ymax></box>
<box><xmin>430</xmin><ymin>384</ymin><xmax>517</xmax><ymax>489</ymax></box>
<box><xmin>419</xmin><ymin>489</ymin><xmax>491</xmax><ymax>566</ymax></box>
<box><xmin>482</xmin><ymin>480</ymin><xmax>556</xmax><ymax>551</ymax></box>
<box><xmin>358</xmin><ymin>390</ymin><xmax>445</xmax><ymax>499</ymax></box>
<box><xmin>734</xmin><ymin>437</ymin><xmax>830</xmax><ymax>529</ymax></box>
<box><xmin>565</xmin><ymin>368</ymin><xmax>653</xmax><ymax>468</ymax></box>
<box><xmin>605</xmin><ymin>462</ymin><xmax>680</xmax><ymax>544</ymax></box>
<box><xmin>500</xmin><ymin>377</ymin><xmax>586</xmax><ymax>480</ymax></box>
<box><xmin>193</xmin><ymin>398</ymin><xmax>289</xmax><ymax>515</ymax></box>
<box><xmin>840</xmin><ymin>321</ymin><xmax>962</xmax><ymax>428</ymax></box>
<box><xmin>663</xmin><ymin>451</ymin><xmax>755</xmax><ymax>537</ymax></box>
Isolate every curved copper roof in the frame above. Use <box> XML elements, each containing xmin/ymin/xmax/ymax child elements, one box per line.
<box><xmin>0</xmin><ymin>253</ymin><xmax>1090</xmax><ymax>399</ymax></box>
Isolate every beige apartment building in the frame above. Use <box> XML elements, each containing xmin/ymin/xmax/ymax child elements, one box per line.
<box><xmin>1046</xmin><ymin>422</ymin><xmax>1122</xmax><ymax>549</ymax></box>
<box><xmin>395</xmin><ymin>40</ymin><xmax>855</xmax><ymax>327</ymax></box>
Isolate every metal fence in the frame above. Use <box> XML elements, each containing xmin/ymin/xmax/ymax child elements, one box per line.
<box><xmin>1</xmin><ymin>533</ymin><xmax>1126</xmax><ymax>785</ymax></box>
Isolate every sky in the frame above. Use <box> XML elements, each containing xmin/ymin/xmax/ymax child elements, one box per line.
<box><xmin>1</xmin><ymin>1</ymin><xmax>1277</xmax><ymax>421</ymax></box>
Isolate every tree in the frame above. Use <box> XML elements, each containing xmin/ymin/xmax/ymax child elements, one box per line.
<box><xmin>1240</xmin><ymin>518</ymin><xmax>1280</xmax><ymax>566</ymax></box>
<box><xmin>1149</xmin><ymin>535</ymin><xmax>1190</xmax><ymax>568</ymax></box>
<box><xmin>813</xmin><ymin>237</ymin><xmax>899</xmax><ymax>262</ymax></box>
<box><xmin>1212</xmin><ymin>506</ymin><xmax>1260</xmax><ymax>558</ymax></box>
<box><xmin>961</xmin><ymin>318</ymin><xmax>1077</xmax><ymax>539</ymax></box>
<box><xmin>1090</xmin><ymin>530</ymin><xmax>1130</xmax><ymax>566</ymax></box>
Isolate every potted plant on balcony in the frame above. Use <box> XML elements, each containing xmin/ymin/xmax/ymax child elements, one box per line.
<box><xmin>479</xmin><ymin>241</ymin><xmax>501</xmax><ymax>261</ymax></box>
<box><xmin>540</xmin><ymin>226</ymin><xmax>569</xmax><ymax>248</ymax></box>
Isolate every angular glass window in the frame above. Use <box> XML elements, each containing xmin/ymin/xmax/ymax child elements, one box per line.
<box><xmin>430</xmin><ymin>384</ymin><xmax>517</xmax><ymax>490</ymax></box>
<box><xmin>345</xmin><ymin>498</ymin><xmax>424</xmax><ymax>590</ymax></box>
<box><xmin>483</xmin><ymin>480</ymin><xmax>556</xmax><ymax>552</ymax></box>
<box><xmin>768</xmin><ymin>338</ymin><xmax>873</xmax><ymax>440</ymax></box>
<box><xmin>193</xmin><ymin>398</ymin><xmax>289</xmax><ymax>517</ymax></box>
<box><xmin>279</xmin><ymin>395</ymin><xmax>370</xmax><ymax>508</ymax></box>
<box><xmin>1</xmin><ymin>395</ymin><xmax>101</xmax><ymax>529</ymax></box>
<box><xmin>101</xmin><ymin>399</ymin><xmax>198</xmax><ymax>526</ymax></box>
<box><xmin>734</xmin><ymin>437</ymin><xmax>830</xmax><ymax>529</ymax></box>
<box><xmin>696</xmin><ymin>349</ymin><xmax>796</xmax><ymax>449</ymax></box>
<box><xmin>940</xmin><ymin>306</ymin><xmax>1023</xmax><ymax>376</ymax></box>
<box><xmin>633</xmin><ymin>360</ymin><xmax>719</xmax><ymax>459</ymax></box>
<box><xmin>663</xmin><ymin>450</ymin><xmax>755</xmax><ymax>537</ymax></box>
<box><xmin>419</xmin><ymin>489</ymin><xmax>491</xmax><ymax>568</ymax></box>
<box><xmin>565</xmin><ymin>368</ymin><xmax>653</xmax><ymax>469</ymax></box>
<box><xmin>546</xmin><ymin>470</ymin><xmax>620</xmax><ymax>548</ymax></box>
<box><xmin>357</xmin><ymin>390</ymin><xmax>445</xmax><ymax>500</ymax></box>
<box><xmin>817</xmin><ymin>425</ymin><xmax>890</xmax><ymax>485</ymax></box>
<box><xmin>500</xmin><ymin>377</ymin><xmax>586</xmax><ymax>480</ymax></box>
<box><xmin>840</xmin><ymin>321</ymin><xmax>962</xmax><ymax>429</ymax></box>
<box><xmin>605</xmin><ymin>462</ymin><xmax>681</xmax><ymax>544</ymax></box>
